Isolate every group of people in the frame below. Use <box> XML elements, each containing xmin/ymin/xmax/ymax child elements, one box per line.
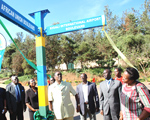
<box><xmin>48</xmin><ymin>68</ymin><xmax>150</xmax><ymax>120</ymax></box>
<box><xmin>0</xmin><ymin>76</ymin><xmax>39</xmax><ymax>120</ymax></box>
<box><xmin>0</xmin><ymin>74</ymin><xmax>57</xmax><ymax>120</ymax></box>
<box><xmin>0</xmin><ymin>67</ymin><xmax>150</xmax><ymax>120</ymax></box>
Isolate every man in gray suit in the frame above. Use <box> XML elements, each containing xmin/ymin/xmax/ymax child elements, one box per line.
<box><xmin>6</xmin><ymin>76</ymin><xmax>26</xmax><ymax>120</ymax></box>
<box><xmin>76</xmin><ymin>73</ymin><xmax>99</xmax><ymax>120</ymax></box>
<box><xmin>99</xmin><ymin>69</ymin><xmax>122</xmax><ymax>120</ymax></box>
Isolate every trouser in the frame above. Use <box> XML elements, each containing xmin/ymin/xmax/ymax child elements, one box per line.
<box><xmin>57</xmin><ymin>116</ymin><xmax>73</xmax><ymax>120</ymax></box>
<box><xmin>29</xmin><ymin>111</ymin><xmax>35</xmax><ymax>120</ymax></box>
<box><xmin>103</xmin><ymin>108</ymin><xmax>119</xmax><ymax>120</ymax></box>
<box><xmin>80</xmin><ymin>103</ymin><xmax>96</xmax><ymax>120</ymax></box>
<box><xmin>0</xmin><ymin>113</ymin><xmax>6</xmax><ymax>120</ymax></box>
<box><xmin>10</xmin><ymin>102</ymin><xmax>24</xmax><ymax>120</ymax></box>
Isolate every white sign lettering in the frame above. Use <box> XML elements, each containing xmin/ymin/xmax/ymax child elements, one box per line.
<box><xmin>1</xmin><ymin>4</ymin><xmax>35</xmax><ymax>31</ymax></box>
<box><xmin>49</xmin><ymin>17</ymin><xmax>101</xmax><ymax>31</ymax></box>
<box><xmin>66</xmin><ymin>24</ymin><xmax>85</xmax><ymax>31</ymax></box>
<box><xmin>1</xmin><ymin>4</ymin><xmax>14</xmax><ymax>17</ymax></box>
<box><xmin>86</xmin><ymin>17</ymin><xmax>101</xmax><ymax>22</ymax></box>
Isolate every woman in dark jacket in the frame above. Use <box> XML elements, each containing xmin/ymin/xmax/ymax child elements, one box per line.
<box><xmin>25</xmin><ymin>79</ymin><xmax>39</xmax><ymax>120</ymax></box>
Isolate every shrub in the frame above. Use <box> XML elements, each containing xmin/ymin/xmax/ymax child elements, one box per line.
<box><xmin>68</xmin><ymin>69</ymin><xmax>76</xmax><ymax>73</ymax></box>
<box><xmin>139</xmin><ymin>78</ymin><xmax>145</xmax><ymax>82</ymax></box>
<box><xmin>0</xmin><ymin>74</ymin><xmax>3</xmax><ymax>78</ymax></box>
<box><xmin>88</xmin><ymin>79</ymin><xmax>93</xmax><ymax>82</ymax></box>
<box><xmin>22</xmin><ymin>59</ymin><xmax>35</xmax><ymax>75</ymax></box>
<box><xmin>3</xmin><ymin>79</ymin><xmax>11</xmax><ymax>84</ymax></box>
<box><xmin>3</xmin><ymin>72</ymin><xmax>8</xmax><ymax>77</ymax></box>
<box><xmin>87</xmin><ymin>68</ymin><xmax>105</xmax><ymax>77</ymax></box>
<box><xmin>18</xmin><ymin>75</ymin><xmax>36</xmax><ymax>82</ymax></box>
<box><xmin>75</xmin><ymin>80</ymin><xmax>78</xmax><ymax>83</ymax></box>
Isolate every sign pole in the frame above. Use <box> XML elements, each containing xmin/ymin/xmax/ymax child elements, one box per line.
<box><xmin>0</xmin><ymin>1</ymin><xmax>107</xmax><ymax>118</ymax></box>
<box><xmin>29</xmin><ymin>10</ymin><xmax>50</xmax><ymax>119</ymax></box>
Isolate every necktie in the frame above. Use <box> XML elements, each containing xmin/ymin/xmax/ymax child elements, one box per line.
<box><xmin>15</xmin><ymin>85</ymin><xmax>20</xmax><ymax>102</ymax></box>
<box><xmin>108</xmin><ymin>80</ymin><xmax>110</xmax><ymax>85</ymax></box>
<box><xmin>107</xmin><ymin>80</ymin><xmax>111</xmax><ymax>88</ymax></box>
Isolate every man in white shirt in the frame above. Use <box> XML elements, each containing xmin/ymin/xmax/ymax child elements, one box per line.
<box><xmin>76</xmin><ymin>73</ymin><xmax>99</xmax><ymax>120</ymax></box>
<box><xmin>48</xmin><ymin>72</ymin><xmax>79</xmax><ymax>120</ymax></box>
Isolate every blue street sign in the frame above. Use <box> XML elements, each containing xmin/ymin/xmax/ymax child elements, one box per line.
<box><xmin>46</xmin><ymin>15</ymin><xmax>107</xmax><ymax>36</ymax></box>
<box><xmin>0</xmin><ymin>0</ymin><xmax>38</xmax><ymax>35</ymax></box>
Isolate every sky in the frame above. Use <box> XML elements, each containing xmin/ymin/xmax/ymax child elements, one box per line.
<box><xmin>0</xmin><ymin>0</ymin><xmax>145</xmax><ymax>46</ymax></box>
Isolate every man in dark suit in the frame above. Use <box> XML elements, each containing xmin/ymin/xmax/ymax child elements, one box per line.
<box><xmin>76</xmin><ymin>73</ymin><xmax>99</xmax><ymax>120</ymax></box>
<box><xmin>0</xmin><ymin>87</ymin><xmax>7</xmax><ymax>120</ymax></box>
<box><xmin>99</xmin><ymin>69</ymin><xmax>122</xmax><ymax>120</ymax></box>
<box><xmin>6</xmin><ymin>76</ymin><xmax>26</xmax><ymax>120</ymax></box>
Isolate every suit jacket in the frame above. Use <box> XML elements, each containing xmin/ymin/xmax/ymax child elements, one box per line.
<box><xmin>6</xmin><ymin>82</ymin><xmax>26</xmax><ymax>112</ymax></box>
<box><xmin>48</xmin><ymin>81</ymin><xmax>76</xmax><ymax>119</ymax></box>
<box><xmin>99</xmin><ymin>79</ymin><xmax>122</xmax><ymax>116</ymax></box>
<box><xmin>0</xmin><ymin>88</ymin><xmax>6</xmax><ymax>111</ymax></box>
<box><xmin>76</xmin><ymin>82</ymin><xmax>99</xmax><ymax>115</ymax></box>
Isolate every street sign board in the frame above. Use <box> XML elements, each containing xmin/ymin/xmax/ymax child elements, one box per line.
<box><xmin>46</xmin><ymin>15</ymin><xmax>106</xmax><ymax>36</ymax></box>
<box><xmin>0</xmin><ymin>0</ymin><xmax>38</xmax><ymax>35</ymax></box>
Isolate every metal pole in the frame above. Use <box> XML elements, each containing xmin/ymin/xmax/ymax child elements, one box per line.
<box><xmin>29</xmin><ymin>10</ymin><xmax>50</xmax><ymax>119</ymax></box>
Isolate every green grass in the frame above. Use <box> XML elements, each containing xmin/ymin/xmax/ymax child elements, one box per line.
<box><xmin>3</xmin><ymin>79</ymin><xmax>11</xmax><ymax>84</ymax></box>
<box><xmin>139</xmin><ymin>79</ymin><xmax>145</xmax><ymax>82</ymax></box>
<box><xmin>0</xmin><ymin>74</ymin><xmax>4</xmax><ymax>78</ymax></box>
<box><xmin>18</xmin><ymin>74</ymin><xmax>36</xmax><ymax>82</ymax></box>
<box><xmin>3</xmin><ymin>74</ymin><xmax>36</xmax><ymax>85</ymax></box>
<box><xmin>63</xmin><ymin>67</ymin><xmax>118</xmax><ymax>78</ymax></box>
<box><xmin>70</xmin><ymin>67</ymin><xmax>115</xmax><ymax>77</ymax></box>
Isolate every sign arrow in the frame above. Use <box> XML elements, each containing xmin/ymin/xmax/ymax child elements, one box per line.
<box><xmin>0</xmin><ymin>0</ymin><xmax>38</xmax><ymax>35</ymax></box>
<box><xmin>46</xmin><ymin>15</ymin><xmax>106</xmax><ymax>36</ymax></box>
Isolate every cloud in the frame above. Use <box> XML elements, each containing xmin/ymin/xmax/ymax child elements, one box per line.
<box><xmin>120</xmin><ymin>0</ymin><xmax>131</xmax><ymax>6</ymax></box>
<box><xmin>76</xmin><ymin>0</ymin><xmax>105</xmax><ymax>19</ymax></box>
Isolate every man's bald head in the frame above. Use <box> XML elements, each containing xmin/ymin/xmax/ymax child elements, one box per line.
<box><xmin>54</xmin><ymin>72</ymin><xmax>62</xmax><ymax>83</ymax></box>
<box><xmin>80</xmin><ymin>73</ymin><xmax>87</xmax><ymax>83</ymax></box>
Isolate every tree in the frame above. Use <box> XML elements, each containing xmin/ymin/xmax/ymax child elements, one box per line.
<box><xmin>122</xmin><ymin>13</ymin><xmax>139</xmax><ymax>35</ymax></box>
<box><xmin>104</xmin><ymin>5</ymin><xmax>120</xmax><ymax>36</ymax></box>
<box><xmin>74</xmin><ymin>41</ymin><xmax>91</xmax><ymax>68</ymax></box>
<box><xmin>2</xmin><ymin>43</ymin><xmax>16</xmax><ymax>71</ymax></box>
<box><xmin>22</xmin><ymin>59</ymin><xmax>35</xmax><ymax>75</ymax></box>
<box><xmin>68</xmin><ymin>30</ymin><xmax>84</xmax><ymax>45</ymax></box>
<box><xmin>84</xmin><ymin>29</ymin><xmax>106</xmax><ymax>61</ymax></box>
<box><xmin>22</xmin><ymin>35</ymin><xmax>36</xmax><ymax>63</ymax></box>
<box><xmin>45</xmin><ymin>34</ymin><xmax>61</xmax><ymax>69</ymax></box>
<box><xmin>59</xmin><ymin>35</ymin><xmax>77</xmax><ymax>70</ymax></box>
<box><xmin>11</xmin><ymin>52</ymin><xmax>24</xmax><ymax>74</ymax></box>
<box><xmin>3</xmin><ymin>33</ymin><xmax>36</xmax><ymax>75</ymax></box>
<box><xmin>139</xmin><ymin>0</ymin><xmax>150</xmax><ymax>35</ymax></box>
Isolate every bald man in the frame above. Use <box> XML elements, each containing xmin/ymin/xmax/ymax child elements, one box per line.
<box><xmin>99</xmin><ymin>69</ymin><xmax>122</xmax><ymax>120</ymax></box>
<box><xmin>48</xmin><ymin>72</ymin><xmax>79</xmax><ymax>120</ymax></box>
<box><xmin>6</xmin><ymin>76</ymin><xmax>26</xmax><ymax>120</ymax></box>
